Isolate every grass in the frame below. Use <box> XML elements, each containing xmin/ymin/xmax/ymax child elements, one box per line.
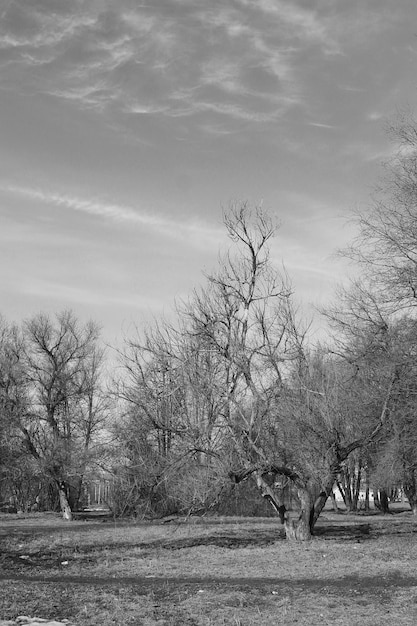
<box><xmin>1</xmin><ymin>509</ymin><xmax>417</xmax><ymax>625</ymax></box>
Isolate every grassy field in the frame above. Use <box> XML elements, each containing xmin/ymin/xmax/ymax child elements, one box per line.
<box><xmin>1</xmin><ymin>509</ymin><xmax>417</xmax><ymax>625</ymax></box>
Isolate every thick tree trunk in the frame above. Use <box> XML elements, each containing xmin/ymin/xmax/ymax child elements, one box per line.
<box><xmin>251</xmin><ymin>472</ymin><xmax>312</xmax><ymax>539</ymax></box>
<box><xmin>374</xmin><ymin>489</ymin><xmax>390</xmax><ymax>514</ymax></box>
<box><xmin>283</xmin><ymin>489</ymin><xmax>312</xmax><ymax>541</ymax></box>
<box><xmin>57</xmin><ymin>481</ymin><xmax>73</xmax><ymax>521</ymax></box>
<box><xmin>379</xmin><ymin>489</ymin><xmax>390</xmax><ymax>514</ymax></box>
<box><xmin>251</xmin><ymin>472</ymin><xmax>334</xmax><ymax>540</ymax></box>
<box><xmin>69</xmin><ymin>476</ymin><xmax>83</xmax><ymax>511</ymax></box>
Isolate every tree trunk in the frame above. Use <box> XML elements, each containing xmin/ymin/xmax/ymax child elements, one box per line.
<box><xmin>68</xmin><ymin>477</ymin><xmax>83</xmax><ymax>511</ymax></box>
<box><xmin>251</xmin><ymin>472</ymin><xmax>312</xmax><ymax>539</ymax></box>
<box><xmin>283</xmin><ymin>488</ymin><xmax>312</xmax><ymax>541</ymax></box>
<box><xmin>379</xmin><ymin>489</ymin><xmax>390</xmax><ymax>514</ymax></box>
<box><xmin>337</xmin><ymin>457</ymin><xmax>363</xmax><ymax>512</ymax></box>
<box><xmin>352</xmin><ymin>465</ymin><xmax>362</xmax><ymax>511</ymax></box>
<box><xmin>403</xmin><ymin>479</ymin><xmax>417</xmax><ymax>515</ymax></box>
<box><xmin>252</xmin><ymin>472</ymin><xmax>286</xmax><ymax>523</ymax></box>
<box><xmin>249</xmin><ymin>469</ymin><xmax>335</xmax><ymax>541</ymax></box>
<box><xmin>364</xmin><ymin>475</ymin><xmax>370</xmax><ymax>512</ymax></box>
<box><xmin>336</xmin><ymin>480</ymin><xmax>348</xmax><ymax>509</ymax></box>
<box><xmin>403</xmin><ymin>470</ymin><xmax>417</xmax><ymax>515</ymax></box>
<box><xmin>374</xmin><ymin>489</ymin><xmax>390</xmax><ymax>514</ymax></box>
<box><xmin>329</xmin><ymin>490</ymin><xmax>339</xmax><ymax>512</ymax></box>
<box><xmin>57</xmin><ymin>481</ymin><xmax>73</xmax><ymax>521</ymax></box>
<box><xmin>311</xmin><ymin>476</ymin><xmax>335</xmax><ymax>528</ymax></box>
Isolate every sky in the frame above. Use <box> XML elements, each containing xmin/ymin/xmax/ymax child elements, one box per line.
<box><xmin>1</xmin><ymin>0</ymin><xmax>417</xmax><ymax>348</ymax></box>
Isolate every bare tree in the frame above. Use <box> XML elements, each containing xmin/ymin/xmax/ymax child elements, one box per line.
<box><xmin>325</xmin><ymin>112</ymin><xmax>417</xmax><ymax>512</ymax></box>
<box><xmin>345</xmin><ymin>111</ymin><xmax>417</xmax><ymax>312</ymax></box>
<box><xmin>21</xmin><ymin>311</ymin><xmax>105</xmax><ymax>520</ymax></box>
<box><xmin>117</xmin><ymin>203</ymin><xmax>399</xmax><ymax>539</ymax></box>
<box><xmin>180</xmin><ymin>203</ymin><xmax>364</xmax><ymax>539</ymax></box>
<box><xmin>325</xmin><ymin>279</ymin><xmax>417</xmax><ymax>515</ymax></box>
<box><xmin>0</xmin><ymin>317</ymin><xmax>32</xmax><ymax>510</ymax></box>
<box><xmin>115</xmin><ymin>316</ymin><xmax>232</xmax><ymax>517</ymax></box>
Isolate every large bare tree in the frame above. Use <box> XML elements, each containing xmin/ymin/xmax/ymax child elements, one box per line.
<box><xmin>20</xmin><ymin>310</ymin><xmax>106</xmax><ymax>520</ymax></box>
<box><xmin>117</xmin><ymin>203</ymin><xmax>402</xmax><ymax>539</ymax></box>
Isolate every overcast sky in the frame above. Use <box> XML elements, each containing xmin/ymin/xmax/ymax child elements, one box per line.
<box><xmin>1</xmin><ymin>0</ymin><xmax>417</xmax><ymax>346</ymax></box>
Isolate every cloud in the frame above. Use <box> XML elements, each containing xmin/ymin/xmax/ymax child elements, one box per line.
<box><xmin>308</xmin><ymin>122</ymin><xmax>338</xmax><ymax>129</ymax></box>
<box><xmin>0</xmin><ymin>1</ymin><xmax>305</xmax><ymax>125</ymax></box>
<box><xmin>235</xmin><ymin>0</ymin><xmax>339</xmax><ymax>53</ymax></box>
<box><xmin>1</xmin><ymin>183</ymin><xmax>160</xmax><ymax>225</ymax></box>
<box><xmin>0</xmin><ymin>183</ymin><xmax>224</xmax><ymax>249</ymax></box>
<box><xmin>0</xmin><ymin>0</ymin><xmax>400</xmax><ymax>132</ymax></box>
<box><xmin>368</xmin><ymin>111</ymin><xmax>384</xmax><ymax>122</ymax></box>
<box><xmin>0</xmin><ymin>2</ymin><xmax>95</xmax><ymax>49</ymax></box>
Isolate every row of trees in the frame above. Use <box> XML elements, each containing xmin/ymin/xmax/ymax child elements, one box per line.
<box><xmin>2</xmin><ymin>116</ymin><xmax>417</xmax><ymax>539</ymax></box>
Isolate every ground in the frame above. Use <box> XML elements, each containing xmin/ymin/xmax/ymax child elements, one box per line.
<box><xmin>1</xmin><ymin>508</ymin><xmax>417</xmax><ymax>625</ymax></box>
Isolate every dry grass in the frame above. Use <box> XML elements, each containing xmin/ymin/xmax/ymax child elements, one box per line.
<box><xmin>1</xmin><ymin>511</ymin><xmax>417</xmax><ymax>625</ymax></box>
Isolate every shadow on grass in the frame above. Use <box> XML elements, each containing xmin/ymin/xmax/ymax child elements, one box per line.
<box><xmin>0</xmin><ymin>529</ymin><xmax>282</xmax><ymax>573</ymax></box>
<box><xmin>0</xmin><ymin>520</ymin><xmax>399</xmax><ymax>574</ymax></box>
<box><xmin>313</xmin><ymin>523</ymin><xmax>373</xmax><ymax>541</ymax></box>
<box><xmin>0</xmin><ymin>571</ymin><xmax>416</xmax><ymax>597</ymax></box>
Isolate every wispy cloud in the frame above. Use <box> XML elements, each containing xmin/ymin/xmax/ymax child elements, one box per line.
<box><xmin>235</xmin><ymin>0</ymin><xmax>339</xmax><ymax>53</ymax></box>
<box><xmin>0</xmin><ymin>0</ymin><xmax>403</xmax><ymax>133</ymax></box>
<box><xmin>0</xmin><ymin>1</ymin><xmax>304</xmax><ymax>125</ymax></box>
<box><xmin>308</xmin><ymin>122</ymin><xmax>338</xmax><ymax>129</ymax></box>
<box><xmin>0</xmin><ymin>183</ymin><xmax>224</xmax><ymax>248</ymax></box>
<box><xmin>368</xmin><ymin>111</ymin><xmax>384</xmax><ymax>122</ymax></box>
<box><xmin>1</xmin><ymin>183</ymin><xmax>160</xmax><ymax>226</ymax></box>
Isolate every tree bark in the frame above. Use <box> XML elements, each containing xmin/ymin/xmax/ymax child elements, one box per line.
<box><xmin>283</xmin><ymin>488</ymin><xmax>312</xmax><ymax>541</ymax></box>
<box><xmin>252</xmin><ymin>472</ymin><xmax>286</xmax><ymax>523</ymax></box>
<box><xmin>311</xmin><ymin>476</ymin><xmax>335</xmax><ymax>528</ymax></box>
<box><xmin>374</xmin><ymin>489</ymin><xmax>390</xmax><ymax>514</ymax></box>
<box><xmin>379</xmin><ymin>489</ymin><xmax>390</xmax><ymax>514</ymax></box>
<box><xmin>364</xmin><ymin>472</ymin><xmax>370</xmax><ymax>512</ymax></box>
<box><xmin>57</xmin><ymin>481</ymin><xmax>73</xmax><ymax>521</ymax></box>
<box><xmin>352</xmin><ymin>464</ymin><xmax>362</xmax><ymax>511</ymax></box>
